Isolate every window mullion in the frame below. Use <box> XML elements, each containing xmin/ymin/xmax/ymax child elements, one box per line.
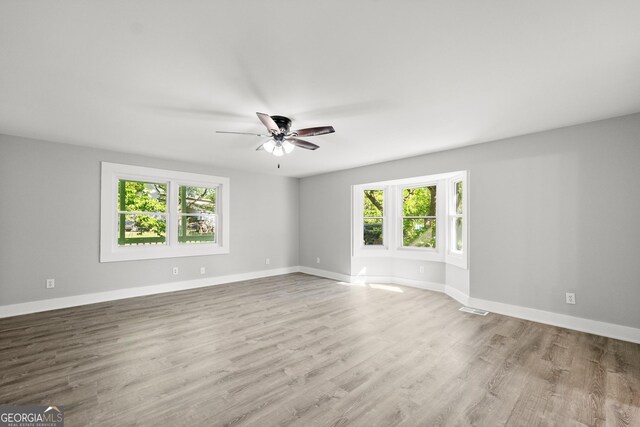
<box><xmin>118</xmin><ymin>179</ymin><xmax>126</xmax><ymax>244</ymax></box>
<box><xmin>168</xmin><ymin>181</ymin><xmax>178</xmax><ymax>246</ymax></box>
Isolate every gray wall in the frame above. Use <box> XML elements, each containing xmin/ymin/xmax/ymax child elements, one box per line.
<box><xmin>299</xmin><ymin>113</ymin><xmax>640</xmax><ymax>328</ymax></box>
<box><xmin>0</xmin><ymin>135</ymin><xmax>299</xmax><ymax>306</ymax></box>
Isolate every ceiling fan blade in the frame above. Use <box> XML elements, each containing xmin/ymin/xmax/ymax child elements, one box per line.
<box><xmin>292</xmin><ymin>126</ymin><xmax>335</xmax><ymax>137</ymax></box>
<box><xmin>288</xmin><ymin>138</ymin><xmax>320</xmax><ymax>150</ymax></box>
<box><xmin>216</xmin><ymin>130</ymin><xmax>271</xmax><ymax>137</ymax></box>
<box><xmin>256</xmin><ymin>112</ymin><xmax>281</xmax><ymax>134</ymax></box>
<box><xmin>255</xmin><ymin>144</ymin><xmax>264</xmax><ymax>151</ymax></box>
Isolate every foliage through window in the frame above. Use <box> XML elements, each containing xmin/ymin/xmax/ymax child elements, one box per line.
<box><xmin>101</xmin><ymin>162</ymin><xmax>230</xmax><ymax>262</ymax></box>
<box><xmin>352</xmin><ymin>171</ymin><xmax>466</xmax><ymax>267</ymax></box>
<box><xmin>118</xmin><ymin>180</ymin><xmax>167</xmax><ymax>246</ymax></box>
<box><xmin>363</xmin><ymin>189</ymin><xmax>384</xmax><ymax>245</ymax></box>
<box><xmin>178</xmin><ymin>185</ymin><xmax>217</xmax><ymax>244</ymax></box>
<box><xmin>402</xmin><ymin>186</ymin><xmax>437</xmax><ymax>248</ymax></box>
<box><xmin>450</xmin><ymin>180</ymin><xmax>463</xmax><ymax>252</ymax></box>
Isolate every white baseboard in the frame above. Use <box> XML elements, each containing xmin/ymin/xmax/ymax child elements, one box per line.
<box><xmin>3</xmin><ymin>265</ymin><xmax>638</xmax><ymax>344</ymax></box>
<box><xmin>0</xmin><ymin>267</ymin><xmax>299</xmax><ymax>319</ymax></box>
<box><xmin>304</xmin><ymin>267</ymin><xmax>640</xmax><ymax>344</ymax></box>
<box><xmin>299</xmin><ymin>267</ymin><xmax>444</xmax><ymax>292</ymax></box>
<box><xmin>444</xmin><ymin>285</ymin><xmax>470</xmax><ymax>306</ymax></box>
<box><xmin>299</xmin><ymin>266</ymin><xmax>352</xmax><ymax>283</ymax></box>
<box><xmin>463</xmin><ymin>296</ymin><xmax>640</xmax><ymax>344</ymax></box>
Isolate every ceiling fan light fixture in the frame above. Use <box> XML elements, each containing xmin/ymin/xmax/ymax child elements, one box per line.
<box><xmin>282</xmin><ymin>140</ymin><xmax>295</xmax><ymax>154</ymax></box>
<box><xmin>217</xmin><ymin>112</ymin><xmax>333</xmax><ymax>158</ymax></box>
<box><xmin>263</xmin><ymin>139</ymin><xmax>276</xmax><ymax>154</ymax></box>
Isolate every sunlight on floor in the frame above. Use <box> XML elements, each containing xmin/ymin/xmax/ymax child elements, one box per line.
<box><xmin>336</xmin><ymin>281</ymin><xmax>404</xmax><ymax>293</ymax></box>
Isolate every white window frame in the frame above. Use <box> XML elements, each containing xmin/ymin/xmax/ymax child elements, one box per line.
<box><xmin>394</xmin><ymin>181</ymin><xmax>444</xmax><ymax>261</ymax></box>
<box><xmin>100</xmin><ymin>162</ymin><xmax>230</xmax><ymax>262</ymax></box>
<box><xmin>445</xmin><ymin>172</ymin><xmax>468</xmax><ymax>269</ymax></box>
<box><xmin>353</xmin><ymin>185</ymin><xmax>389</xmax><ymax>256</ymax></box>
<box><xmin>351</xmin><ymin>171</ymin><xmax>467</xmax><ymax>268</ymax></box>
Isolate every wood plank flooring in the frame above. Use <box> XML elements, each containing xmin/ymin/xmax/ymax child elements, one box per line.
<box><xmin>1</xmin><ymin>273</ymin><xmax>639</xmax><ymax>426</ymax></box>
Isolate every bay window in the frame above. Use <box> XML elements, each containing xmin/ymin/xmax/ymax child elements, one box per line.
<box><xmin>352</xmin><ymin>171</ymin><xmax>467</xmax><ymax>268</ymax></box>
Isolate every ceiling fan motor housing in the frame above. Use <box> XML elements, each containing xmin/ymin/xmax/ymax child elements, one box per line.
<box><xmin>270</xmin><ymin>115</ymin><xmax>292</xmax><ymax>134</ymax></box>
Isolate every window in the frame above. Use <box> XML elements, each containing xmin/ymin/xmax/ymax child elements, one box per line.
<box><xmin>363</xmin><ymin>189</ymin><xmax>384</xmax><ymax>246</ymax></box>
<box><xmin>118</xmin><ymin>180</ymin><xmax>167</xmax><ymax>246</ymax></box>
<box><xmin>352</xmin><ymin>171</ymin><xmax>467</xmax><ymax>268</ymax></box>
<box><xmin>401</xmin><ymin>186</ymin><xmax>437</xmax><ymax>248</ymax></box>
<box><xmin>446</xmin><ymin>174</ymin><xmax>467</xmax><ymax>268</ymax></box>
<box><xmin>101</xmin><ymin>162</ymin><xmax>229</xmax><ymax>262</ymax></box>
<box><xmin>178</xmin><ymin>185</ymin><xmax>216</xmax><ymax>244</ymax></box>
<box><xmin>450</xmin><ymin>180</ymin><xmax>463</xmax><ymax>252</ymax></box>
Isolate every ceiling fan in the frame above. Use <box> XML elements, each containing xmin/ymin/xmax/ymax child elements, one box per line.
<box><xmin>216</xmin><ymin>112</ymin><xmax>335</xmax><ymax>157</ymax></box>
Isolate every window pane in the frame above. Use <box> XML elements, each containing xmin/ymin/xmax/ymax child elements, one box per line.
<box><xmin>363</xmin><ymin>190</ymin><xmax>383</xmax><ymax>216</ymax></box>
<box><xmin>179</xmin><ymin>186</ymin><xmax>216</xmax><ymax>214</ymax></box>
<box><xmin>118</xmin><ymin>213</ymin><xmax>166</xmax><ymax>246</ymax></box>
<box><xmin>403</xmin><ymin>186</ymin><xmax>436</xmax><ymax>217</ymax></box>
<box><xmin>455</xmin><ymin>181</ymin><xmax>463</xmax><ymax>214</ymax></box>
<box><xmin>118</xmin><ymin>180</ymin><xmax>167</xmax><ymax>213</ymax></box>
<box><xmin>455</xmin><ymin>217</ymin><xmax>463</xmax><ymax>251</ymax></box>
<box><xmin>179</xmin><ymin>215</ymin><xmax>216</xmax><ymax>244</ymax></box>
<box><xmin>363</xmin><ymin>218</ymin><xmax>383</xmax><ymax>245</ymax></box>
<box><xmin>402</xmin><ymin>218</ymin><xmax>436</xmax><ymax>248</ymax></box>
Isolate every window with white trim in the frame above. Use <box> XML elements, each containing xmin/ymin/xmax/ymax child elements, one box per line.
<box><xmin>363</xmin><ymin>189</ymin><xmax>385</xmax><ymax>246</ymax></box>
<box><xmin>450</xmin><ymin>180</ymin><xmax>463</xmax><ymax>253</ymax></box>
<box><xmin>178</xmin><ymin>185</ymin><xmax>217</xmax><ymax>244</ymax></box>
<box><xmin>101</xmin><ymin>162</ymin><xmax>230</xmax><ymax>262</ymax></box>
<box><xmin>352</xmin><ymin>171</ymin><xmax>467</xmax><ymax>268</ymax></box>
<box><xmin>445</xmin><ymin>173</ymin><xmax>467</xmax><ymax>268</ymax></box>
<box><xmin>401</xmin><ymin>185</ymin><xmax>437</xmax><ymax>248</ymax></box>
<box><xmin>117</xmin><ymin>179</ymin><xmax>167</xmax><ymax>246</ymax></box>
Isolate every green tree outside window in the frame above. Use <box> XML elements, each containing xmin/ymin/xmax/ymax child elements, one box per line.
<box><xmin>402</xmin><ymin>186</ymin><xmax>437</xmax><ymax>248</ymax></box>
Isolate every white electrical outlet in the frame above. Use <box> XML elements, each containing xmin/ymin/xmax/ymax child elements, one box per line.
<box><xmin>200</xmin><ymin>267</ymin><xmax>206</xmax><ymax>275</ymax></box>
<box><xmin>316</xmin><ymin>257</ymin><xmax>320</xmax><ymax>264</ymax></box>
<box><xmin>565</xmin><ymin>292</ymin><xmax>576</xmax><ymax>305</ymax></box>
<box><xmin>46</xmin><ymin>278</ymin><xmax>55</xmax><ymax>289</ymax></box>
<box><xmin>419</xmin><ymin>266</ymin><xmax>424</xmax><ymax>273</ymax></box>
<box><xmin>265</xmin><ymin>258</ymin><xmax>270</xmax><ymax>265</ymax></box>
<box><xmin>172</xmin><ymin>267</ymin><xmax>179</xmax><ymax>275</ymax></box>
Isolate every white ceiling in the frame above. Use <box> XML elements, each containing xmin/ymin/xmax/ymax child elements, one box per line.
<box><xmin>1</xmin><ymin>1</ymin><xmax>639</xmax><ymax>177</ymax></box>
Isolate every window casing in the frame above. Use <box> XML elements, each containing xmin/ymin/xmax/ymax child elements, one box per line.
<box><xmin>101</xmin><ymin>162</ymin><xmax>230</xmax><ymax>262</ymax></box>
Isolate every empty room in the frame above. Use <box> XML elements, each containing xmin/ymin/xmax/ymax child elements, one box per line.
<box><xmin>1</xmin><ymin>1</ymin><xmax>639</xmax><ymax>426</ymax></box>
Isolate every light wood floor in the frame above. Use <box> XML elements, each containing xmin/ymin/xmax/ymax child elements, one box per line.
<box><xmin>1</xmin><ymin>273</ymin><xmax>639</xmax><ymax>426</ymax></box>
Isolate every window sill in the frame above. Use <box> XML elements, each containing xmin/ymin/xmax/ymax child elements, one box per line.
<box><xmin>100</xmin><ymin>243</ymin><xmax>229</xmax><ymax>263</ymax></box>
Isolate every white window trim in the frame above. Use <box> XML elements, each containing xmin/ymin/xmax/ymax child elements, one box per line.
<box><xmin>445</xmin><ymin>172</ymin><xmax>468</xmax><ymax>269</ymax></box>
<box><xmin>352</xmin><ymin>171</ymin><xmax>468</xmax><ymax>269</ymax></box>
<box><xmin>392</xmin><ymin>180</ymin><xmax>444</xmax><ymax>261</ymax></box>
<box><xmin>352</xmin><ymin>185</ymin><xmax>389</xmax><ymax>256</ymax></box>
<box><xmin>100</xmin><ymin>162</ymin><xmax>230</xmax><ymax>262</ymax></box>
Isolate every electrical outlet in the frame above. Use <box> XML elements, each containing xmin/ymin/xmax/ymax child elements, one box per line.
<box><xmin>419</xmin><ymin>266</ymin><xmax>424</xmax><ymax>273</ymax></box>
<box><xmin>265</xmin><ymin>258</ymin><xmax>270</xmax><ymax>265</ymax></box>
<box><xmin>172</xmin><ymin>267</ymin><xmax>179</xmax><ymax>275</ymax></box>
<box><xmin>200</xmin><ymin>267</ymin><xmax>206</xmax><ymax>275</ymax></box>
<box><xmin>316</xmin><ymin>257</ymin><xmax>320</xmax><ymax>264</ymax></box>
<box><xmin>565</xmin><ymin>292</ymin><xmax>576</xmax><ymax>305</ymax></box>
<box><xmin>46</xmin><ymin>278</ymin><xmax>55</xmax><ymax>289</ymax></box>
